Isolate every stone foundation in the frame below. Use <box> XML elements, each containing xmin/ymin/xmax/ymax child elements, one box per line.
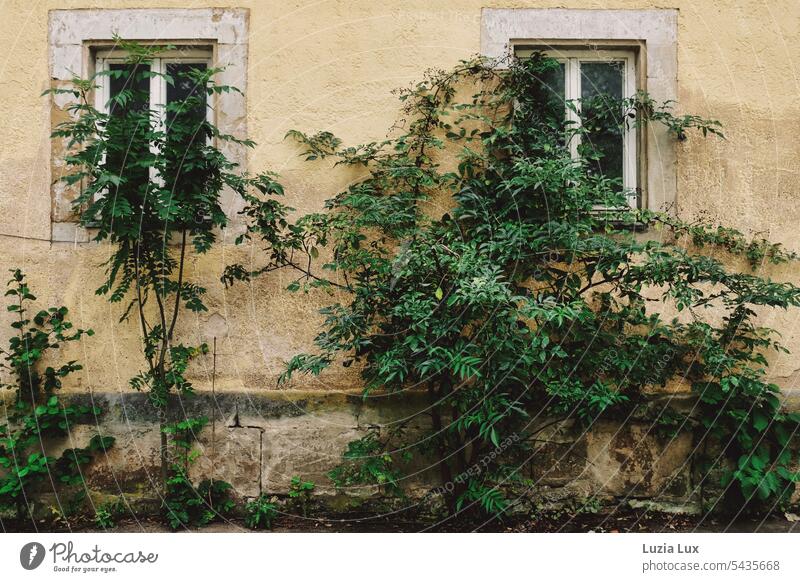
<box><xmin>2</xmin><ymin>390</ymin><xmax>707</xmax><ymax>517</ymax></box>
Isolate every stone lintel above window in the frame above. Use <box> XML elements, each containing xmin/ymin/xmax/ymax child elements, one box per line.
<box><xmin>47</xmin><ymin>8</ymin><xmax>249</xmax><ymax>242</ymax></box>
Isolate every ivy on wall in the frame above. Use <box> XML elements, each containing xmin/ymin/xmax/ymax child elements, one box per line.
<box><xmin>0</xmin><ymin>270</ymin><xmax>114</xmax><ymax>523</ymax></box>
<box><xmin>228</xmin><ymin>53</ymin><xmax>800</xmax><ymax>517</ymax></box>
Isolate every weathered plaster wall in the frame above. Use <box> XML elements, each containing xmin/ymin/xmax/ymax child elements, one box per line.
<box><xmin>1</xmin><ymin>1</ymin><xmax>799</xmax><ymax>507</ymax></box>
<box><xmin>26</xmin><ymin>391</ymin><xmax>696</xmax><ymax>512</ymax></box>
<box><xmin>2</xmin><ymin>0</ymin><xmax>800</xmax><ymax>394</ymax></box>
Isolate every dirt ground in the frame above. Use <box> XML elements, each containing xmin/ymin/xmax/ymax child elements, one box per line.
<box><xmin>4</xmin><ymin>508</ymin><xmax>800</xmax><ymax>533</ymax></box>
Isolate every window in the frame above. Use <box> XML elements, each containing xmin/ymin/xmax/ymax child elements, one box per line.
<box><xmin>48</xmin><ymin>8</ymin><xmax>248</xmax><ymax>242</ymax></box>
<box><xmin>93</xmin><ymin>48</ymin><xmax>213</xmax><ymax>197</ymax></box>
<box><xmin>517</xmin><ymin>47</ymin><xmax>638</xmax><ymax>207</ymax></box>
<box><xmin>96</xmin><ymin>48</ymin><xmax>212</xmax><ymax>128</ymax></box>
<box><xmin>480</xmin><ymin>8</ymin><xmax>678</xmax><ymax>213</ymax></box>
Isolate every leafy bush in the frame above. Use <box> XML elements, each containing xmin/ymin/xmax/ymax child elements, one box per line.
<box><xmin>327</xmin><ymin>432</ymin><xmax>403</xmax><ymax>497</ymax></box>
<box><xmin>229</xmin><ymin>53</ymin><xmax>800</xmax><ymax>516</ymax></box>
<box><xmin>164</xmin><ymin>471</ymin><xmax>234</xmax><ymax>530</ymax></box>
<box><xmin>0</xmin><ymin>270</ymin><xmax>114</xmax><ymax>521</ymax></box>
<box><xmin>45</xmin><ymin>39</ymin><xmax>276</xmax><ymax>487</ymax></box>
<box><xmin>161</xmin><ymin>416</ymin><xmax>234</xmax><ymax>530</ymax></box>
<box><xmin>93</xmin><ymin>506</ymin><xmax>114</xmax><ymax>529</ymax></box>
<box><xmin>287</xmin><ymin>476</ymin><xmax>315</xmax><ymax>517</ymax></box>
<box><xmin>93</xmin><ymin>498</ymin><xmax>126</xmax><ymax>529</ymax></box>
<box><xmin>245</xmin><ymin>495</ymin><xmax>278</xmax><ymax>530</ymax></box>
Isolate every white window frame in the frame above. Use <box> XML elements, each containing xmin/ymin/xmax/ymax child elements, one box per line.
<box><xmin>481</xmin><ymin>8</ymin><xmax>678</xmax><ymax>214</ymax></box>
<box><xmin>92</xmin><ymin>48</ymin><xmax>214</xmax><ymax>202</ymax></box>
<box><xmin>518</xmin><ymin>48</ymin><xmax>638</xmax><ymax>208</ymax></box>
<box><xmin>48</xmin><ymin>8</ymin><xmax>249</xmax><ymax>243</ymax></box>
<box><xmin>95</xmin><ymin>48</ymin><xmax>214</xmax><ymax>129</ymax></box>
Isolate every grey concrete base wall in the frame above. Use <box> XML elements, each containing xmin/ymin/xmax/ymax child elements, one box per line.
<box><xmin>13</xmin><ymin>390</ymin><xmax>703</xmax><ymax>515</ymax></box>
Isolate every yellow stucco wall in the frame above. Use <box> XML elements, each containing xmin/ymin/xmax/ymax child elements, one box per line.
<box><xmin>1</xmin><ymin>0</ymin><xmax>800</xmax><ymax>398</ymax></box>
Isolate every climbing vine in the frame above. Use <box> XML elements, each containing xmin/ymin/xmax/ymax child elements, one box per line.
<box><xmin>46</xmin><ymin>40</ymin><xmax>269</xmax><ymax>505</ymax></box>
<box><xmin>228</xmin><ymin>53</ymin><xmax>800</xmax><ymax>517</ymax></box>
<box><xmin>0</xmin><ymin>270</ymin><xmax>114</xmax><ymax>523</ymax></box>
<box><xmin>161</xmin><ymin>416</ymin><xmax>235</xmax><ymax>529</ymax></box>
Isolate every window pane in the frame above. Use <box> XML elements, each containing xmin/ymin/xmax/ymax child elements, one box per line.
<box><xmin>581</xmin><ymin>61</ymin><xmax>624</xmax><ymax>100</ymax></box>
<box><xmin>531</xmin><ymin>61</ymin><xmax>566</xmax><ymax>145</ymax></box>
<box><xmin>106</xmin><ymin>63</ymin><xmax>151</xmax><ymax>190</ymax></box>
<box><xmin>580</xmin><ymin>61</ymin><xmax>625</xmax><ymax>186</ymax></box>
<box><xmin>108</xmin><ymin>63</ymin><xmax>150</xmax><ymax>116</ymax></box>
<box><xmin>166</xmin><ymin>63</ymin><xmax>207</xmax><ymax>130</ymax></box>
<box><xmin>537</xmin><ymin>61</ymin><xmax>566</xmax><ymax>110</ymax></box>
<box><xmin>164</xmin><ymin>63</ymin><xmax>208</xmax><ymax>193</ymax></box>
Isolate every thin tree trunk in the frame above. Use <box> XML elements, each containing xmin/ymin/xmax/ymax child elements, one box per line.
<box><xmin>159</xmin><ymin>413</ymin><xmax>168</xmax><ymax>487</ymax></box>
<box><xmin>428</xmin><ymin>381</ymin><xmax>453</xmax><ymax>498</ymax></box>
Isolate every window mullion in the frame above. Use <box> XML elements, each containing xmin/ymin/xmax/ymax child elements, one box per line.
<box><xmin>150</xmin><ymin>57</ymin><xmax>164</xmax><ymax>188</ymax></box>
<box><xmin>149</xmin><ymin>58</ymin><xmax>162</xmax><ymax>126</ymax></box>
<box><xmin>90</xmin><ymin>57</ymin><xmax>110</xmax><ymax>213</ymax></box>
<box><xmin>95</xmin><ymin>57</ymin><xmax>109</xmax><ymax>169</ymax></box>
<box><xmin>623</xmin><ymin>57</ymin><xmax>638</xmax><ymax>208</ymax></box>
<box><xmin>567</xmin><ymin>58</ymin><xmax>581</xmax><ymax>161</ymax></box>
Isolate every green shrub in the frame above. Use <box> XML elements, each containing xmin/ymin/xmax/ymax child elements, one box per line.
<box><xmin>230</xmin><ymin>53</ymin><xmax>800</xmax><ymax>516</ymax></box>
<box><xmin>245</xmin><ymin>495</ymin><xmax>278</xmax><ymax>530</ymax></box>
<box><xmin>0</xmin><ymin>270</ymin><xmax>114</xmax><ymax>522</ymax></box>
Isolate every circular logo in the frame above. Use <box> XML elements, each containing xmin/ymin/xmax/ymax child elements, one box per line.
<box><xmin>20</xmin><ymin>542</ymin><xmax>46</xmax><ymax>570</ymax></box>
